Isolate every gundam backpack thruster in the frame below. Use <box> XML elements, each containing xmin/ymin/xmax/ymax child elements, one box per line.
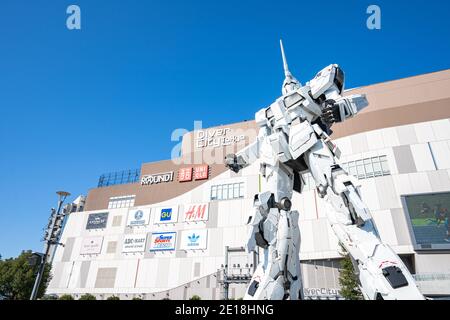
<box><xmin>225</xmin><ymin>41</ymin><xmax>425</xmax><ymax>300</ymax></box>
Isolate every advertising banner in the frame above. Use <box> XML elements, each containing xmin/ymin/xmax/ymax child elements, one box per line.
<box><xmin>127</xmin><ymin>208</ymin><xmax>151</xmax><ymax>227</ymax></box>
<box><xmin>122</xmin><ymin>234</ymin><xmax>147</xmax><ymax>253</ymax></box>
<box><xmin>149</xmin><ymin>232</ymin><xmax>177</xmax><ymax>251</ymax></box>
<box><xmin>180</xmin><ymin>229</ymin><xmax>208</xmax><ymax>250</ymax></box>
<box><xmin>154</xmin><ymin>206</ymin><xmax>179</xmax><ymax>224</ymax></box>
<box><xmin>403</xmin><ymin>192</ymin><xmax>450</xmax><ymax>250</ymax></box>
<box><xmin>80</xmin><ymin>236</ymin><xmax>104</xmax><ymax>255</ymax></box>
<box><xmin>183</xmin><ymin>203</ymin><xmax>209</xmax><ymax>222</ymax></box>
<box><xmin>86</xmin><ymin>212</ymin><xmax>109</xmax><ymax>230</ymax></box>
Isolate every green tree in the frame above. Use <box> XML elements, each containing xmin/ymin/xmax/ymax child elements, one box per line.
<box><xmin>79</xmin><ymin>293</ymin><xmax>97</xmax><ymax>300</ymax></box>
<box><xmin>338</xmin><ymin>244</ymin><xmax>363</xmax><ymax>300</ymax></box>
<box><xmin>106</xmin><ymin>295</ymin><xmax>120</xmax><ymax>300</ymax></box>
<box><xmin>189</xmin><ymin>295</ymin><xmax>201</xmax><ymax>300</ymax></box>
<box><xmin>59</xmin><ymin>294</ymin><xmax>75</xmax><ymax>300</ymax></box>
<box><xmin>0</xmin><ymin>250</ymin><xmax>52</xmax><ymax>300</ymax></box>
<box><xmin>132</xmin><ymin>297</ymin><xmax>143</xmax><ymax>300</ymax></box>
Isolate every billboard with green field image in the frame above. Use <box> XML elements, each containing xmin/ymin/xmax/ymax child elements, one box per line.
<box><xmin>403</xmin><ymin>192</ymin><xmax>450</xmax><ymax>250</ymax></box>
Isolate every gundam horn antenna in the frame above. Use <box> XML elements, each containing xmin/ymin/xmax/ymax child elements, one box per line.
<box><xmin>280</xmin><ymin>39</ymin><xmax>291</xmax><ymax>77</ymax></box>
<box><xmin>279</xmin><ymin>39</ymin><xmax>301</xmax><ymax>94</ymax></box>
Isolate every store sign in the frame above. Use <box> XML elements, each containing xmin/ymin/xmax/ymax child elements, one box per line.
<box><xmin>141</xmin><ymin>171</ymin><xmax>174</xmax><ymax>185</ymax></box>
<box><xmin>178</xmin><ymin>165</ymin><xmax>209</xmax><ymax>182</ymax></box>
<box><xmin>122</xmin><ymin>234</ymin><xmax>147</xmax><ymax>253</ymax></box>
<box><xmin>178</xmin><ymin>167</ymin><xmax>193</xmax><ymax>182</ymax></box>
<box><xmin>86</xmin><ymin>212</ymin><xmax>109</xmax><ymax>230</ymax></box>
<box><xmin>127</xmin><ymin>208</ymin><xmax>151</xmax><ymax>227</ymax></box>
<box><xmin>195</xmin><ymin>128</ymin><xmax>245</xmax><ymax>149</ymax></box>
<box><xmin>80</xmin><ymin>236</ymin><xmax>103</xmax><ymax>255</ymax></box>
<box><xmin>154</xmin><ymin>206</ymin><xmax>179</xmax><ymax>224</ymax></box>
<box><xmin>193</xmin><ymin>165</ymin><xmax>209</xmax><ymax>180</ymax></box>
<box><xmin>303</xmin><ymin>288</ymin><xmax>341</xmax><ymax>298</ymax></box>
<box><xmin>180</xmin><ymin>229</ymin><xmax>208</xmax><ymax>250</ymax></box>
<box><xmin>184</xmin><ymin>203</ymin><xmax>209</xmax><ymax>222</ymax></box>
<box><xmin>149</xmin><ymin>232</ymin><xmax>177</xmax><ymax>251</ymax></box>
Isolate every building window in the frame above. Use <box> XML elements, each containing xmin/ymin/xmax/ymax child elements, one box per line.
<box><xmin>302</xmin><ymin>155</ymin><xmax>391</xmax><ymax>192</ymax></box>
<box><xmin>108</xmin><ymin>195</ymin><xmax>135</xmax><ymax>209</ymax></box>
<box><xmin>211</xmin><ymin>182</ymin><xmax>245</xmax><ymax>201</ymax></box>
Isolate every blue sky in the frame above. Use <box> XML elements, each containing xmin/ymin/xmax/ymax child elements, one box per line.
<box><xmin>0</xmin><ymin>0</ymin><xmax>449</xmax><ymax>258</ymax></box>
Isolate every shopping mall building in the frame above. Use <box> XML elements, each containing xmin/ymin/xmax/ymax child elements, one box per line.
<box><xmin>47</xmin><ymin>69</ymin><xmax>450</xmax><ymax>299</ymax></box>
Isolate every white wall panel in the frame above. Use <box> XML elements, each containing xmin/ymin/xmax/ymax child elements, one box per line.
<box><xmin>411</xmin><ymin>143</ymin><xmax>436</xmax><ymax>171</ymax></box>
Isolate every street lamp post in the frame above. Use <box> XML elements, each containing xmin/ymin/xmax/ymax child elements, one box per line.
<box><xmin>30</xmin><ymin>191</ymin><xmax>70</xmax><ymax>300</ymax></box>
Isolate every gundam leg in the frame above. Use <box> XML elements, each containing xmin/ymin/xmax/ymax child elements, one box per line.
<box><xmin>305</xmin><ymin>139</ymin><xmax>425</xmax><ymax>300</ymax></box>
<box><xmin>244</xmin><ymin>162</ymin><xmax>303</xmax><ymax>300</ymax></box>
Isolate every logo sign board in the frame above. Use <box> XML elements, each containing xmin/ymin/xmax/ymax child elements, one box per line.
<box><xmin>178</xmin><ymin>167</ymin><xmax>193</xmax><ymax>182</ymax></box>
<box><xmin>184</xmin><ymin>203</ymin><xmax>209</xmax><ymax>222</ymax></box>
<box><xmin>122</xmin><ymin>234</ymin><xmax>147</xmax><ymax>253</ymax></box>
<box><xmin>194</xmin><ymin>165</ymin><xmax>209</xmax><ymax>180</ymax></box>
<box><xmin>149</xmin><ymin>232</ymin><xmax>177</xmax><ymax>251</ymax></box>
<box><xmin>178</xmin><ymin>166</ymin><xmax>209</xmax><ymax>182</ymax></box>
<box><xmin>127</xmin><ymin>208</ymin><xmax>151</xmax><ymax>227</ymax></box>
<box><xmin>180</xmin><ymin>229</ymin><xmax>208</xmax><ymax>250</ymax></box>
<box><xmin>86</xmin><ymin>212</ymin><xmax>109</xmax><ymax>230</ymax></box>
<box><xmin>80</xmin><ymin>236</ymin><xmax>104</xmax><ymax>255</ymax></box>
<box><xmin>141</xmin><ymin>171</ymin><xmax>174</xmax><ymax>185</ymax></box>
<box><xmin>154</xmin><ymin>206</ymin><xmax>179</xmax><ymax>224</ymax></box>
<box><xmin>195</xmin><ymin>128</ymin><xmax>245</xmax><ymax>149</ymax></box>
<box><xmin>303</xmin><ymin>288</ymin><xmax>341</xmax><ymax>299</ymax></box>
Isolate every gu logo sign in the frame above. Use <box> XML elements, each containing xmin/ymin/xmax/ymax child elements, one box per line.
<box><xmin>154</xmin><ymin>206</ymin><xmax>179</xmax><ymax>224</ymax></box>
<box><xmin>160</xmin><ymin>208</ymin><xmax>172</xmax><ymax>221</ymax></box>
<box><xmin>184</xmin><ymin>203</ymin><xmax>209</xmax><ymax>222</ymax></box>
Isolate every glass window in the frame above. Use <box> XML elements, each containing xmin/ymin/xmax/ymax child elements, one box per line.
<box><xmin>373</xmin><ymin>158</ymin><xmax>382</xmax><ymax>176</ymax></box>
<box><xmin>348</xmin><ymin>161</ymin><xmax>357</xmax><ymax>177</ymax></box>
<box><xmin>211</xmin><ymin>186</ymin><xmax>217</xmax><ymax>200</ymax></box>
<box><xmin>233</xmin><ymin>183</ymin><xmax>239</xmax><ymax>198</ymax></box>
<box><xmin>364</xmin><ymin>158</ymin><xmax>373</xmax><ymax>178</ymax></box>
<box><xmin>217</xmin><ymin>185</ymin><xmax>223</xmax><ymax>200</ymax></box>
<box><xmin>380</xmin><ymin>156</ymin><xmax>390</xmax><ymax>175</ymax></box>
<box><xmin>239</xmin><ymin>182</ymin><xmax>245</xmax><ymax>198</ymax></box>
<box><xmin>356</xmin><ymin>160</ymin><xmax>365</xmax><ymax>179</ymax></box>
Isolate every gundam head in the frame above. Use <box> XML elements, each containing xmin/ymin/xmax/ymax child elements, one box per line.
<box><xmin>280</xmin><ymin>39</ymin><xmax>301</xmax><ymax>95</ymax></box>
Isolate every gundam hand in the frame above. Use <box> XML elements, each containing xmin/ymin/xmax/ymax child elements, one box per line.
<box><xmin>320</xmin><ymin>99</ymin><xmax>341</xmax><ymax>126</ymax></box>
<box><xmin>225</xmin><ymin>154</ymin><xmax>246</xmax><ymax>173</ymax></box>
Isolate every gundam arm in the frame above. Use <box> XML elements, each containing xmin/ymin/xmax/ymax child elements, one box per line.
<box><xmin>305</xmin><ymin>139</ymin><xmax>425</xmax><ymax>300</ymax></box>
<box><xmin>225</xmin><ymin>127</ymin><xmax>267</xmax><ymax>173</ymax></box>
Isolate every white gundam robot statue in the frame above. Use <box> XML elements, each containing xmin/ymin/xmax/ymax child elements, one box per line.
<box><xmin>225</xmin><ymin>41</ymin><xmax>425</xmax><ymax>300</ymax></box>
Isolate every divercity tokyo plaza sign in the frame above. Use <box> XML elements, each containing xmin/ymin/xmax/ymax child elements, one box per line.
<box><xmin>141</xmin><ymin>171</ymin><xmax>174</xmax><ymax>185</ymax></box>
<box><xmin>195</xmin><ymin>128</ymin><xmax>245</xmax><ymax>149</ymax></box>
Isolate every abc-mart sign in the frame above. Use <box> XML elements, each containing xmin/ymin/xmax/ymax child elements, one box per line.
<box><xmin>122</xmin><ymin>234</ymin><xmax>147</xmax><ymax>253</ymax></box>
<box><xmin>141</xmin><ymin>171</ymin><xmax>174</xmax><ymax>185</ymax></box>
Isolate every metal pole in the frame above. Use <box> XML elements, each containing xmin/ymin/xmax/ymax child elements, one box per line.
<box><xmin>30</xmin><ymin>195</ymin><xmax>66</xmax><ymax>300</ymax></box>
<box><xmin>224</xmin><ymin>246</ymin><xmax>229</xmax><ymax>300</ymax></box>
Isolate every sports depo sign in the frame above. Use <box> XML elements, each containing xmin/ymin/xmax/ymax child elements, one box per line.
<box><xmin>149</xmin><ymin>232</ymin><xmax>177</xmax><ymax>251</ymax></box>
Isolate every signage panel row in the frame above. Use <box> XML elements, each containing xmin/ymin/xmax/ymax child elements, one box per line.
<box><xmin>80</xmin><ymin>230</ymin><xmax>209</xmax><ymax>255</ymax></box>
<box><xmin>85</xmin><ymin>203</ymin><xmax>209</xmax><ymax>231</ymax></box>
